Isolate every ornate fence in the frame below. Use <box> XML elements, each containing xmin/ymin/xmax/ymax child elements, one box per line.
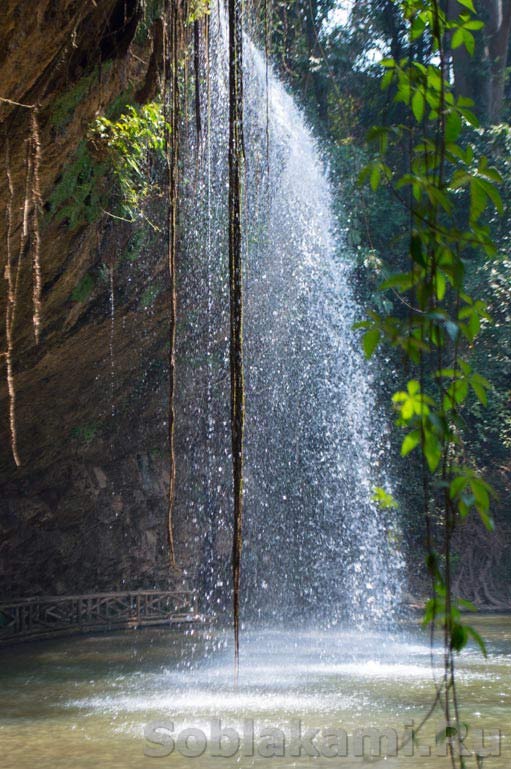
<box><xmin>0</xmin><ymin>590</ymin><xmax>201</xmax><ymax>645</ymax></box>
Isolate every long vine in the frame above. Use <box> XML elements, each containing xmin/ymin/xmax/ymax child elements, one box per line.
<box><xmin>4</xmin><ymin>138</ymin><xmax>21</xmax><ymax>468</ymax></box>
<box><xmin>359</xmin><ymin>1</ymin><xmax>501</xmax><ymax>765</ymax></box>
<box><xmin>2</xmin><ymin>105</ymin><xmax>43</xmax><ymax>467</ymax></box>
<box><xmin>228</xmin><ymin>0</ymin><xmax>245</xmax><ymax>680</ymax></box>
<box><xmin>163</xmin><ymin>0</ymin><xmax>182</xmax><ymax>570</ymax></box>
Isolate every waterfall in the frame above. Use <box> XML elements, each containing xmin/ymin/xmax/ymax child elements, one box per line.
<box><xmin>176</xmin><ymin>5</ymin><xmax>404</xmax><ymax>628</ymax></box>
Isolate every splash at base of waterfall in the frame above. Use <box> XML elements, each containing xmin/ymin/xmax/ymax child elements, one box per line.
<box><xmin>2</xmin><ymin>621</ymin><xmax>510</xmax><ymax>769</ymax></box>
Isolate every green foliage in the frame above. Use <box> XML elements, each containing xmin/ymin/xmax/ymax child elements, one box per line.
<box><xmin>122</xmin><ymin>229</ymin><xmax>147</xmax><ymax>262</ymax></box>
<box><xmin>358</xmin><ymin>2</ymin><xmax>503</xmax><ymax>763</ymax></box>
<box><xmin>48</xmin><ymin>102</ymin><xmax>166</xmax><ymax>231</ymax></box>
<box><xmin>71</xmin><ymin>273</ymin><xmax>96</xmax><ymax>303</ymax></box>
<box><xmin>139</xmin><ymin>283</ymin><xmax>162</xmax><ymax>309</ymax></box>
<box><xmin>423</xmin><ymin>578</ymin><xmax>487</xmax><ymax>656</ymax></box>
<box><xmin>71</xmin><ymin>423</ymin><xmax>100</xmax><ymax>444</ymax></box>
<box><xmin>50</xmin><ymin>66</ymin><xmax>111</xmax><ymax>131</ymax></box>
<box><xmin>372</xmin><ymin>486</ymin><xmax>398</xmax><ymax>509</ymax></box>
<box><xmin>98</xmin><ymin>263</ymin><xmax>111</xmax><ymax>284</ymax></box>
<box><xmin>47</xmin><ymin>141</ymin><xmax>106</xmax><ymax>230</ymax></box>
<box><xmin>89</xmin><ymin>102</ymin><xmax>167</xmax><ymax>219</ymax></box>
<box><xmin>187</xmin><ymin>0</ymin><xmax>210</xmax><ymax>23</ymax></box>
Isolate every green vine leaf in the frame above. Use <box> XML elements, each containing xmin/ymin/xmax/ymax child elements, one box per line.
<box><xmin>362</xmin><ymin>328</ymin><xmax>381</xmax><ymax>358</ymax></box>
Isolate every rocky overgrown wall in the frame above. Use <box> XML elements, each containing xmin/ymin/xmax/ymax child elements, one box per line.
<box><xmin>0</xmin><ymin>0</ymin><xmax>198</xmax><ymax>597</ymax></box>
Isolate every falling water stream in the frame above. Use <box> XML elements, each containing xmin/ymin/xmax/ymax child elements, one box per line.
<box><xmin>109</xmin><ymin>261</ymin><xmax>116</xmax><ymax>420</ymax></box>
<box><xmin>175</xmin><ymin>3</ymin><xmax>403</xmax><ymax>625</ymax></box>
<box><xmin>243</xmin><ymin>37</ymin><xmax>404</xmax><ymax>625</ymax></box>
<box><xmin>1</xmin><ymin>7</ymin><xmax>509</xmax><ymax>769</ymax></box>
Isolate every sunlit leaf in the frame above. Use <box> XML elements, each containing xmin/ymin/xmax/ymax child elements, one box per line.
<box><xmin>445</xmin><ymin>110</ymin><xmax>462</xmax><ymax>143</ymax></box>
<box><xmin>451</xmin><ymin>623</ymin><xmax>468</xmax><ymax>651</ymax></box>
<box><xmin>363</xmin><ymin>328</ymin><xmax>381</xmax><ymax>358</ymax></box>
<box><xmin>412</xmin><ymin>90</ymin><xmax>425</xmax><ymax>122</ymax></box>
<box><xmin>456</xmin><ymin>0</ymin><xmax>476</xmax><ymax>11</ymax></box>
<box><xmin>372</xmin><ymin>487</ymin><xmax>398</xmax><ymax>509</ymax></box>
<box><xmin>466</xmin><ymin>625</ymin><xmax>488</xmax><ymax>657</ymax></box>
<box><xmin>401</xmin><ymin>430</ymin><xmax>421</xmax><ymax>456</ymax></box>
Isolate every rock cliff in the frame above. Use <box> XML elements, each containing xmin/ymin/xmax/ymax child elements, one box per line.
<box><xmin>0</xmin><ymin>1</ymin><xmax>193</xmax><ymax>597</ymax></box>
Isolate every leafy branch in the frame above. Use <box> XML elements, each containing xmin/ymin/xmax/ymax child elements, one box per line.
<box><xmin>358</xmin><ymin>1</ymin><xmax>502</xmax><ymax>766</ymax></box>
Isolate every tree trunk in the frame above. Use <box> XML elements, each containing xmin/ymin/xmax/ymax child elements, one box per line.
<box><xmin>450</xmin><ymin>0</ymin><xmax>511</xmax><ymax>123</ymax></box>
<box><xmin>483</xmin><ymin>0</ymin><xmax>511</xmax><ymax>122</ymax></box>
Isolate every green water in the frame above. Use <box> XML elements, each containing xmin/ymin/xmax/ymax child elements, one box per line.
<box><xmin>1</xmin><ymin>616</ymin><xmax>510</xmax><ymax>769</ymax></box>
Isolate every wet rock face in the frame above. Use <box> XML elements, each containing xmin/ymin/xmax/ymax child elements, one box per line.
<box><xmin>0</xmin><ymin>1</ymin><xmax>197</xmax><ymax>598</ymax></box>
<box><xmin>1</xmin><ymin>453</ymin><xmax>174</xmax><ymax>596</ymax></box>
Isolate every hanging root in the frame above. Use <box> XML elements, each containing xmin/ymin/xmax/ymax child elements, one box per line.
<box><xmin>164</xmin><ymin>0</ymin><xmax>181</xmax><ymax>571</ymax></box>
<box><xmin>4</xmin><ymin>139</ymin><xmax>21</xmax><ymax>467</ymax></box>
<box><xmin>205</xmin><ymin>9</ymin><xmax>210</xmax><ymax>111</ymax></box>
<box><xmin>264</xmin><ymin>0</ymin><xmax>271</xmax><ymax>179</ymax></box>
<box><xmin>22</xmin><ymin>136</ymin><xmax>32</xmax><ymax>245</ymax></box>
<box><xmin>194</xmin><ymin>19</ymin><xmax>202</xmax><ymax>139</ymax></box>
<box><xmin>228</xmin><ymin>0</ymin><xmax>245</xmax><ymax>683</ymax></box>
<box><xmin>5</xmin><ymin>347</ymin><xmax>20</xmax><ymax>468</ymax></box>
<box><xmin>30</xmin><ymin>108</ymin><xmax>43</xmax><ymax>344</ymax></box>
<box><xmin>2</xmin><ymin>107</ymin><xmax>43</xmax><ymax>466</ymax></box>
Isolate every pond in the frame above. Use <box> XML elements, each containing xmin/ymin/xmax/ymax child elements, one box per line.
<box><xmin>1</xmin><ymin>616</ymin><xmax>509</xmax><ymax>769</ymax></box>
